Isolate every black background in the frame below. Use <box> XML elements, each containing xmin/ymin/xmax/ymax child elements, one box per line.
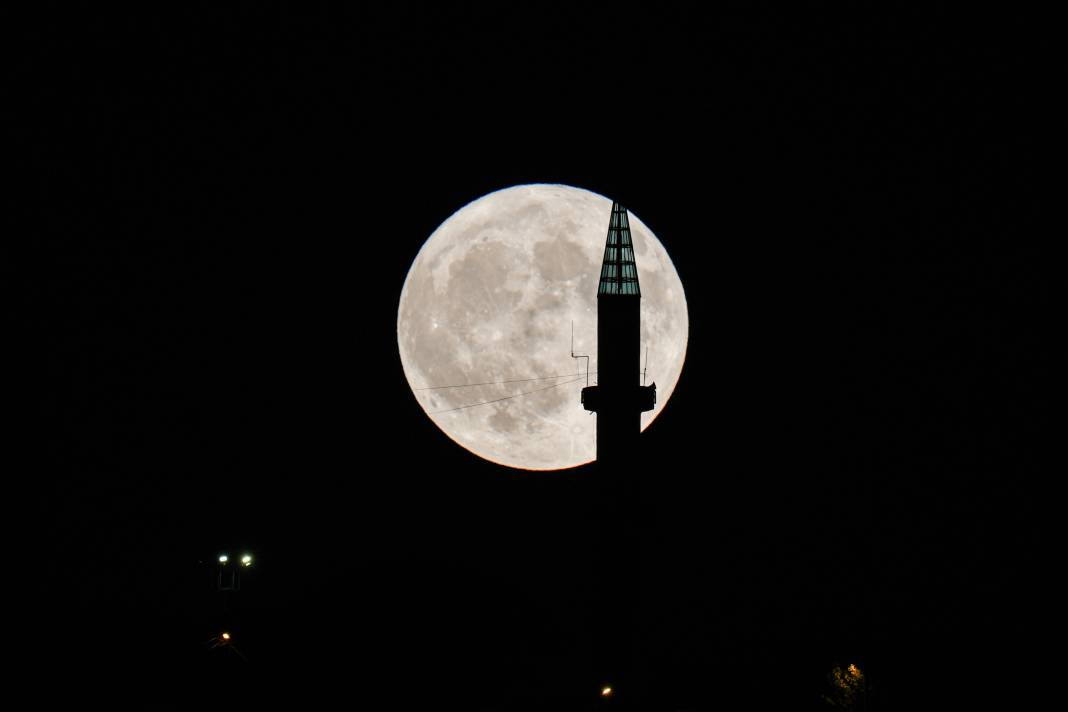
<box><xmin>15</xmin><ymin>4</ymin><xmax>1045</xmax><ymax>709</ymax></box>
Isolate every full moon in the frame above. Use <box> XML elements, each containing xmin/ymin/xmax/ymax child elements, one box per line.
<box><xmin>397</xmin><ymin>184</ymin><xmax>688</xmax><ymax>470</ymax></box>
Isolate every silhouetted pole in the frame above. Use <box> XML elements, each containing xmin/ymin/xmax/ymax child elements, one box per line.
<box><xmin>582</xmin><ymin>203</ymin><xmax>655</xmax><ymax>707</ymax></box>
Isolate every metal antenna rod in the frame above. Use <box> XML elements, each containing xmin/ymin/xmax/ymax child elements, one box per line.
<box><xmin>643</xmin><ymin>345</ymin><xmax>649</xmax><ymax>386</ymax></box>
<box><xmin>571</xmin><ymin>320</ymin><xmax>590</xmax><ymax>386</ymax></box>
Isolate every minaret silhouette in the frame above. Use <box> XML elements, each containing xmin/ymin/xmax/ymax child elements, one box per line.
<box><xmin>581</xmin><ymin>202</ymin><xmax>656</xmax><ymax>707</ymax></box>
<box><xmin>582</xmin><ymin>202</ymin><xmax>657</xmax><ymax>464</ymax></box>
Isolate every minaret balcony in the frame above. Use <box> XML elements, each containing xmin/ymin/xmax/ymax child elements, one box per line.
<box><xmin>581</xmin><ymin>384</ymin><xmax>656</xmax><ymax>414</ymax></box>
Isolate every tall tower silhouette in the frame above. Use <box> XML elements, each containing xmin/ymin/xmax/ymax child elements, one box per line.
<box><xmin>581</xmin><ymin>202</ymin><xmax>656</xmax><ymax>707</ymax></box>
<box><xmin>582</xmin><ymin>202</ymin><xmax>656</xmax><ymax>464</ymax></box>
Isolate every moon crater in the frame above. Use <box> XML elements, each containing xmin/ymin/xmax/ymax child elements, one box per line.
<box><xmin>534</xmin><ymin>237</ymin><xmax>591</xmax><ymax>282</ymax></box>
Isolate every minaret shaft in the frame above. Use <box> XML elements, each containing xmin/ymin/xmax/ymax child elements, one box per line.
<box><xmin>595</xmin><ymin>295</ymin><xmax>643</xmax><ymax>466</ymax></box>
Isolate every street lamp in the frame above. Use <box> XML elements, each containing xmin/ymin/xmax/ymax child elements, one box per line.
<box><xmin>215</xmin><ymin>549</ymin><xmax>254</xmax><ymax>589</ymax></box>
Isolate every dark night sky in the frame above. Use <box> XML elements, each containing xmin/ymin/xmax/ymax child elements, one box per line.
<box><xmin>14</xmin><ymin>5</ymin><xmax>1046</xmax><ymax>709</ymax></box>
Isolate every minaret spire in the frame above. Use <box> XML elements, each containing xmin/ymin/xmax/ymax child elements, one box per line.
<box><xmin>598</xmin><ymin>202</ymin><xmax>641</xmax><ymax>297</ymax></box>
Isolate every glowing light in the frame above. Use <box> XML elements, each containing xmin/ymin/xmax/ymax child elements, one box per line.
<box><xmin>601</xmin><ymin>686</ymin><xmax>613</xmax><ymax>697</ymax></box>
<box><xmin>828</xmin><ymin>663</ymin><xmax>865</xmax><ymax>707</ymax></box>
<box><xmin>241</xmin><ymin>554</ymin><xmax>252</xmax><ymax>566</ymax></box>
<box><xmin>221</xmin><ymin>632</ymin><xmax>230</xmax><ymax>641</ymax></box>
<box><xmin>218</xmin><ymin>554</ymin><xmax>228</xmax><ymax>563</ymax></box>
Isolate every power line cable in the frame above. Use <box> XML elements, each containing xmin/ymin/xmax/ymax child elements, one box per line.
<box><xmin>415</xmin><ymin>371</ymin><xmax>595</xmax><ymax>391</ymax></box>
<box><xmin>430</xmin><ymin>375</ymin><xmax>586</xmax><ymax>414</ymax></box>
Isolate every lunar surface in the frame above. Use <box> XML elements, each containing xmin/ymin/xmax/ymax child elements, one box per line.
<box><xmin>397</xmin><ymin>184</ymin><xmax>688</xmax><ymax>470</ymax></box>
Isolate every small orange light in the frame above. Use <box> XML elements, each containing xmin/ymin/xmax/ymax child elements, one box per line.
<box><xmin>601</xmin><ymin>685</ymin><xmax>613</xmax><ymax>697</ymax></box>
<box><xmin>221</xmin><ymin>632</ymin><xmax>231</xmax><ymax>641</ymax></box>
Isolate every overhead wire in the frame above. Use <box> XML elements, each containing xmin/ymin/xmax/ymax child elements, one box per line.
<box><xmin>415</xmin><ymin>371</ymin><xmax>595</xmax><ymax>391</ymax></box>
<box><xmin>430</xmin><ymin>375</ymin><xmax>587</xmax><ymax>414</ymax></box>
